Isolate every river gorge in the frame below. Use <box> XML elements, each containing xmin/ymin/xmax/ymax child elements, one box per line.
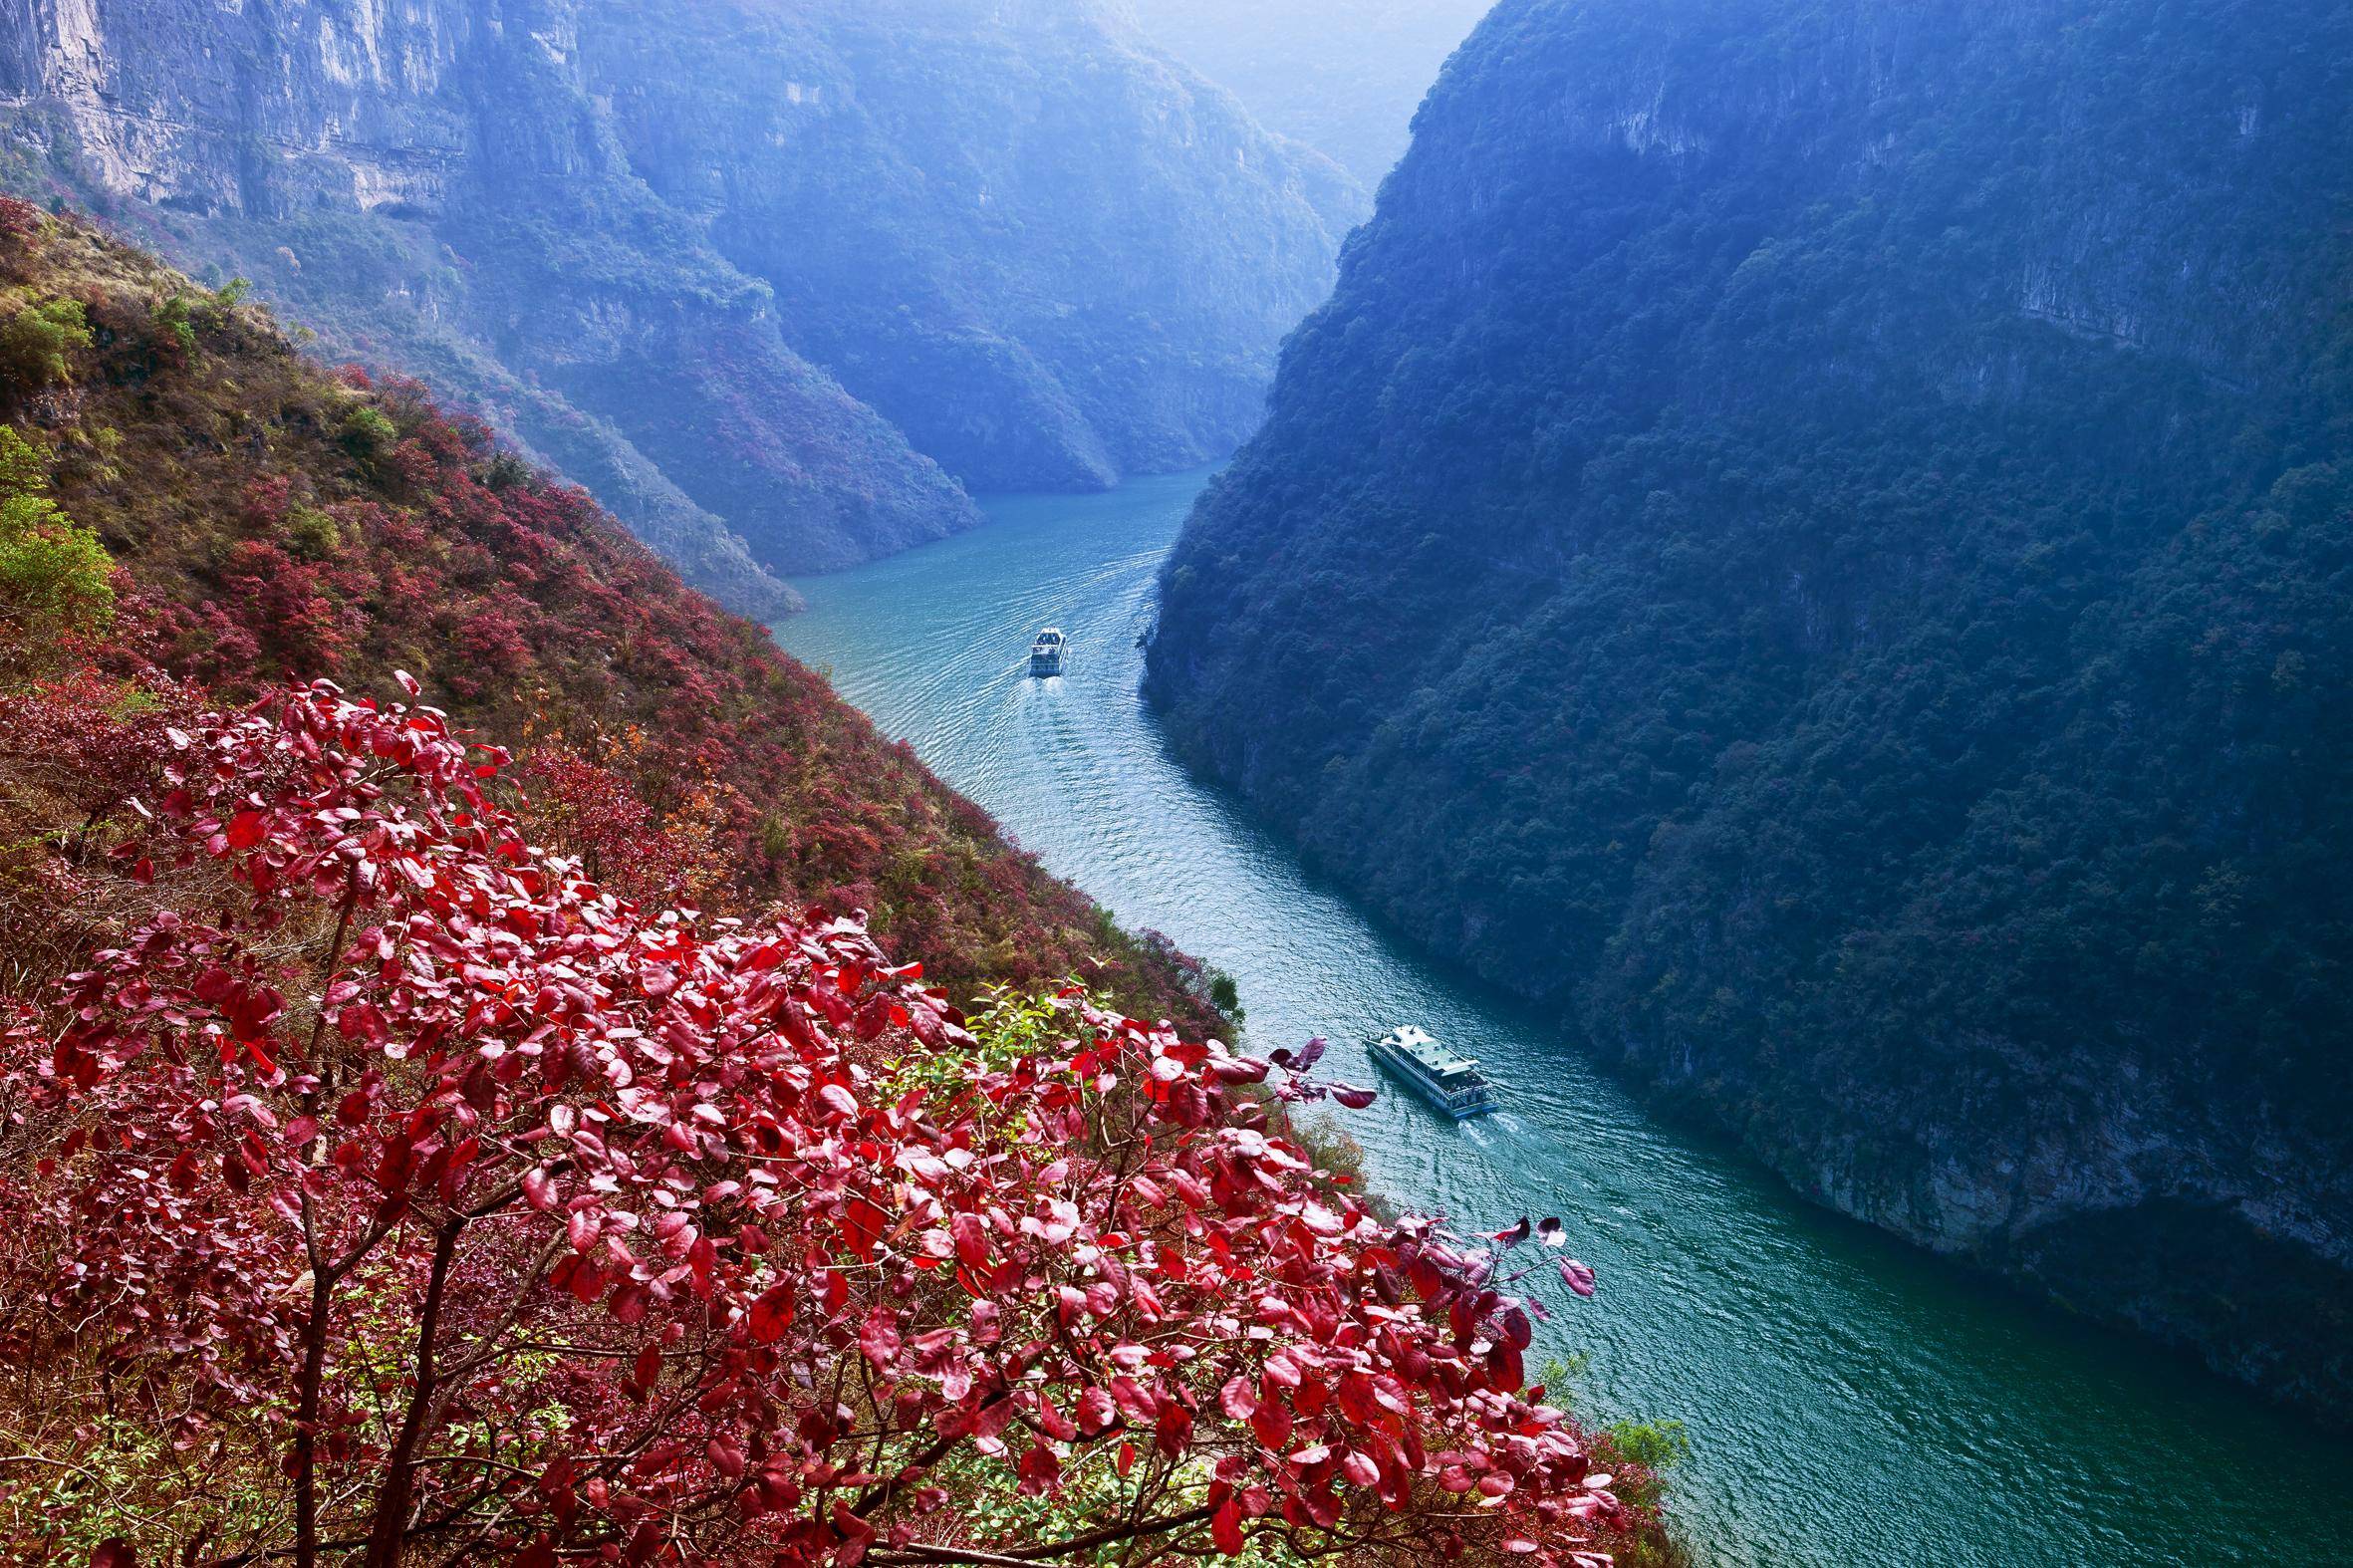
<box><xmin>770</xmin><ymin>471</ymin><xmax>2353</xmax><ymax>1568</ymax></box>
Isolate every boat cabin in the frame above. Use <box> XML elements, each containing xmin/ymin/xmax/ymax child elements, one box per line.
<box><xmin>1029</xmin><ymin>627</ymin><xmax>1066</xmax><ymax>676</ymax></box>
<box><xmin>1367</xmin><ymin>1025</ymin><xmax>1498</xmax><ymax>1120</ymax></box>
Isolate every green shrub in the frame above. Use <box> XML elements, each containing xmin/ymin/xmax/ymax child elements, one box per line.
<box><xmin>284</xmin><ymin>504</ymin><xmax>342</xmax><ymax>560</ymax></box>
<box><xmin>0</xmin><ymin>293</ymin><xmax>92</xmax><ymax>390</ymax></box>
<box><xmin>477</xmin><ymin>449</ymin><xmax>534</xmax><ymax>491</ymax></box>
<box><xmin>339</xmin><ymin>403</ymin><xmax>399</xmax><ymax>464</ymax></box>
<box><xmin>1607</xmin><ymin>1417</ymin><xmax>1694</xmax><ymax>1475</ymax></box>
<box><xmin>154</xmin><ymin>289</ymin><xmax>200</xmax><ymax>355</ymax></box>
<box><xmin>883</xmin><ymin>983</ymin><xmax>1069</xmax><ymax>1101</ymax></box>
<box><xmin>0</xmin><ymin>425</ymin><xmax>114</xmax><ymax>636</ymax></box>
<box><xmin>757</xmin><ymin>812</ymin><xmax>793</xmax><ymax>860</ymax></box>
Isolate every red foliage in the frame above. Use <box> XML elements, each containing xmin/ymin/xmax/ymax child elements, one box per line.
<box><xmin>0</xmin><ymin>196</ymin><xmax>39</xmax><ymax>256</ymax></box>
<box><xmin>6</xmin><ymin>215</ymin><xmax>1220</xmax><ymax>1023</ymax></box>
<box><xmin>0</xmin><ymin>664</ymin><xmax>190</xmax><ymax>830</ymax></box>
<box><xmin>216</xmin><ymin>541</ymin><xmax>355</xmax><ymax>676</ymax></box>
<box><xmin>1</xmin><ymin>677</ymin><xmax>1629</xmax><ymax>1566</ymax></box>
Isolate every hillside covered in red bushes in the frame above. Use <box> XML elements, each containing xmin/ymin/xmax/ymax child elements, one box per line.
<box><xmin>0</xmin><ymin>203</ymin><xmax>1681</xmax><ymax>1567</ymax></box>
<box><xmin>0</xmin><ymin>200</ymin><xmax>1220</xmax><ymax>1031</ymax></box>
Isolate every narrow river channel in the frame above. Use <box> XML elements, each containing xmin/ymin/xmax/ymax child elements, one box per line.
<box><xmin>770</xmin><ymin>469</ymin><xmax>2353</xmax><ymax>1567</ymax></box>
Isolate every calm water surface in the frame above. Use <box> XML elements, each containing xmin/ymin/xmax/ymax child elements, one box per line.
<box><xmin>772</xmin><ymin>469</ymin><xmax>2353</xmax><ymax>1567</ymax></box>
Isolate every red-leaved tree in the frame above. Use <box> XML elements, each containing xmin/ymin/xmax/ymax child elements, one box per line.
<box><xmin>0</xmin><ymin>677</ymin><xmax>1627</xmax><ymax>1567</ymax></box>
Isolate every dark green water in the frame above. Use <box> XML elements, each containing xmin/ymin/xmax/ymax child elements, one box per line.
<box><xmin>771</xmin><ymin>469</ymin><xmax>2353</xmax><ymax>1567</ymax></box>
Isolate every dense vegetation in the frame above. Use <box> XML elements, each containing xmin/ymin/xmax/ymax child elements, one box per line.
<box><xmin>0</xmin><ymin>204</ymin><xmax>1682</xmax><ymax>1568</ymax></box>
<box><xmin>0</xmin><ymin>203</ymin><xmax>1220</xmax><ymax>1030</ymax></box>
<box><xmin>1148</xmin><ymin>0</ymin><xmax>2353</xmax><ymax>1418</ymax></box>
<box><xmin>0</xmin><ymin>0</ymin><xmax>1351</xmax><ymax>611</ymax></box>
<box><xmin>0</xmin><ymin>676</ymin><xmax>1666</xmax><ymax>1566</ymax></box>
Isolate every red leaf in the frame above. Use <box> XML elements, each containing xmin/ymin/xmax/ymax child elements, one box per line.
<box><xmin>951</xmin><ymin>1210</ymin><xmax>989</xmax><ymax>1268</ymax></box>
<box><xmin>1016</xmin><ymin>1441</ymin><xmax>1061</xmax><ymax>1496</ymax></box>
<box><xmin>859</xmin><ymin>1305</ymin><xmax>902</xmax><ymax>1368</ymax></box>
<box><xmin>749</xmin><ymin>1283</ymin><xmax>795</xmax><ymax>1344</ymax></box>
<box><xmin>1075</xmin><ymin>1386</ymin><xmax>1117</xmax><ymax>1436</ymax></box>
<box><xmin>1211</xmin><ymin>1498</ymin><xmax>1244</xmax><ymax>1556</ymax></box>
<box><xmin>629</xmin><ymin>1342</ymin><xmax>662</xmax><ymax>1400</ymax></box>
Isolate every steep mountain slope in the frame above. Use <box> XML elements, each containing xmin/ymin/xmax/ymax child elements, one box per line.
<box><xmin>1122</xmin><ymin>0</ymin><xmax>1493</xmax><ymax>187</ymax></box>
<box><xmin>605</xmin><ymin>0</ymin><xmax>1361</xmax><ymax>494</ymax></box>
<box><xmin>0</xmin><ymin>0</ymin><xmax>1351</xmax><ymax>608</ymax></box>
<box><xmin>0</xmin><ymin>201</ymin><xmax>1225</xmax><ymax>1031</ymax></box>
<box><xmin>1147</xmin><ymin>0</ymin><xmax>2353</xmax><ymax>1418</ymax></box>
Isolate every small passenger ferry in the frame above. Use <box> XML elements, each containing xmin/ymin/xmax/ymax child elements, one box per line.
<box><xmin>1029</xmin><ymin>628</ymin><xmax>1066</xmax><ymax>677</ymax></box>
<box><xmin>1367</xmin><ymin>1025</ymin><xmax>1498</xmax><ymax>1121</ymax></box>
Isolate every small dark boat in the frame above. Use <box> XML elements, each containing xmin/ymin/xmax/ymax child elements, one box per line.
<box><xmin>1367</xmin><ymin>1026</ymin><xmax>1497</xmax><ymax>1121</ymax></box>
<box><xmin>1029</xmin><ymin>627</ymin><xmax>1066</xmax><ymax>677</ymax></box>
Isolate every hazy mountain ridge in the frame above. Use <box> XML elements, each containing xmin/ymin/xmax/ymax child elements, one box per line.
<box><xmin>599</xmin><ymin>0</ymin><xmax>1360</xmax><ymax>494</ymax></box>
<box><xmin>1121</xmin><ymin>0</ymin><xmax>1494</xmax><ymax>188</ymax></box>
<box><xmin>1147</xmin><ymin>0</ymin><xmax>2353</xmax><ymax>1418</ymax></box>
<box><xmin>0</xmin><ymin>0</ymin><xmax>1351</xmax><ymax>609</ymax></box>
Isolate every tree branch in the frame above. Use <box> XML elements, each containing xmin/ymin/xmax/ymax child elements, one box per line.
<box><xmin>868</xmin><ymin>1501</ymin><xmax>1219</xmax><ymax>1565</ymax></box>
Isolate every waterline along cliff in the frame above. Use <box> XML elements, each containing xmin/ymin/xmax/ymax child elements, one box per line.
<box><xmin>0</xmin><ymin>0</ymin><xmax>1355</xmax><ymax>613</ymax></box>
<box><xmin>1147</xmin><ymin>0</ymin><xmax>2353</xmax><ymax>1421</ymax></box>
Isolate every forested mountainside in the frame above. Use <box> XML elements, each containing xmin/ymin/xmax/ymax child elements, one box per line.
<box><xmin>0</xmin><ymin>202</ymin><xmax>1226</xmax><ymax>1032</ymax></box>
<box><xmin>0</xmin><ymin>0</ymin><xmax>1352</xmax><ymax>614</ymax></box>
<box><xmin>1147</xmin><ymin>0</ymin><xmax>2353</xmax><ymax>1419</ymax></box>
<box><xmin>1122</xmin><ymin>0</ymin><xmax>1492</xmax><ymax>187</ymax></box>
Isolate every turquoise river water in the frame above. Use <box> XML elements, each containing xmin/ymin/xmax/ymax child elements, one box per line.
<box><xmin>770</xmin><ymin>469</ymin><xmax>2353</xmax><ymax>1567</ymax></box>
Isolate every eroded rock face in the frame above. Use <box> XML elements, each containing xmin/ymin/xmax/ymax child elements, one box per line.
<box><xmin>1147</xmin><ymin>0</ymin><xmax>2353</xmax><ymax>1420</ymax></box>
<box><xmin>0</xmin><ymin>0</ymin><xmax>1352</xmax><ymax>609</ymax></box>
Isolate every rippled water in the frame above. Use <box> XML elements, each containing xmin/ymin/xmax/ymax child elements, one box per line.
<box><xmin>771</xmin><ymin>469</ymin><xmax>2353</xmax><ymax>1567</ymax></box>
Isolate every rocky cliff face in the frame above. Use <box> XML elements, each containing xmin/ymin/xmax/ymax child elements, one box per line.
<box><xmin>0</xmin><ymin>0</ymin><xmax>1352</xmax><ymax>609</ymax></box>
<box><xmin>1148</xmin><ymin>0</ymin><xmax>2353</xmax><ymax>1419</ymax></box>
